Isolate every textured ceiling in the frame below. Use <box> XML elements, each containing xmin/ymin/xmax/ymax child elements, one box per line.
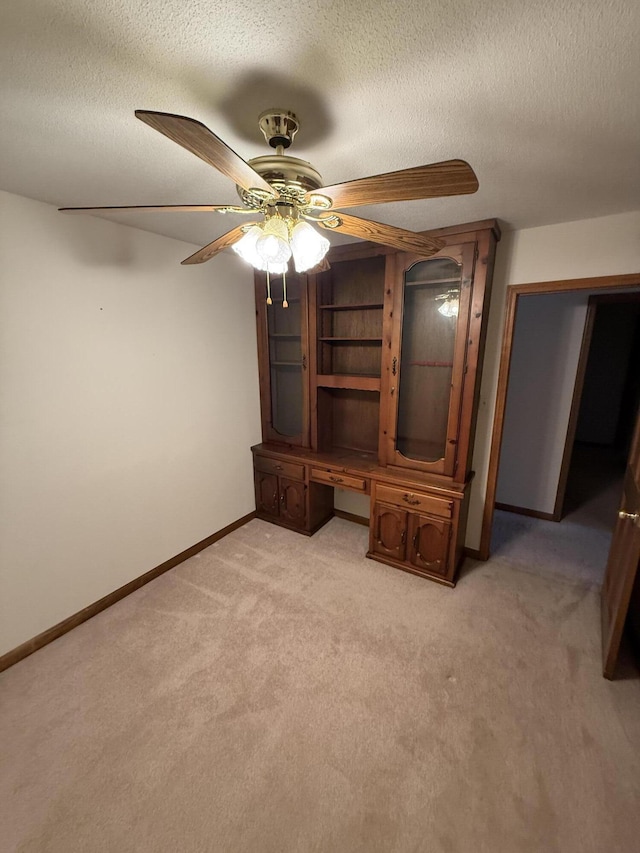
<box><xmin>1</xmin><ymin>0</ymin><xmax>639</xmax><ymax>253</ymax></box>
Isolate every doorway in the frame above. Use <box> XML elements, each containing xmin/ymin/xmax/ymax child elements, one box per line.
<box><xmin>557</xmin><ymin>294</ymin><xmax>640</xmax><ymax>531</ymax></box>
<box><xmin>490</xmin><ymin>287</ymin><xmax>639</xmax><ymax>584</ymax></box>
<box><xmin>482</xmin><ymin>272</ymin><xmax>640</xmax><ymax>677</ymax></box>
<box><xmin>482</xmin><ymin>273</ymin><xmax>640</xmax><ymax>558</ymax></box>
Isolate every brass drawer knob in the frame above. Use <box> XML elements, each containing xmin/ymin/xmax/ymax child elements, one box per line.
<box><xmin>402</xmin><ymin>494</ymin><xmax>420</xmax><ymax>506</ymax></box>
<box><xmin>618</xmin><ymin>510</ymin><xmax>639</xmax><ymax>526</ymax></box>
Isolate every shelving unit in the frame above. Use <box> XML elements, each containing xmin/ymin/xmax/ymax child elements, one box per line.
<box><xmin>314</xmin><ymin>254</ymin><xmax>385</xmax><ymax>454</ymax></box>
<box><xmin>252</xmin><ymin>219</ymin><xmax>500</xmax><ymax>585</ymax></box>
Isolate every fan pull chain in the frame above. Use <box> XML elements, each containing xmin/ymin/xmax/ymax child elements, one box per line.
<box><xmin>266</xmin><ymin>269</ymin><xmax>272</xmax><ymax>305</ymax></box>
<box><xmin>282</xmin><ymin>271</ymin><xmax>288</xmax><ymax>308</ymax></box>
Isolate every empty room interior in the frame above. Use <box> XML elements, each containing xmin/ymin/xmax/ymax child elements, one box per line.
<box><xmin>1</xmin><ymin>2</ymin><xmax>640</xmax><ymax>851</ymax></box>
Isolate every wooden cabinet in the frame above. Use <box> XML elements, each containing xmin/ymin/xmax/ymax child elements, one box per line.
<box><xmin>369</xmin><ymin>484</ymin><xmax>456</xmax><ymax>583</ymax></box>
<box><xmin>380</xmin><ymin>238</ymin><xmax>488</xmax><ymax>481</ymax></box>
<box><xmin>371</xmin><ymin>504</ymin><xmax>408</xmax><ymax>561</ymax></box>
<box><xmin>252</xmin><ymin>220</ymin><xmax>499</xmax><ymax>585</ymax></box>
<box><xmin>408</xmin><ymin>513</ymin><xmax>452</xmax><ymax>577</ymax></box>
<box><xmin>253</xmin><ymin>451</ymin><xmax>333</xmax><ymax>535</ymax></box>
<box><xmin>255</xmin><ymin>271</ymin><xmax>310</xmax><ymax>447</ymax></box>
<box><xmin>254</xmin><ymin>452</ymin><xmax>306</xmax><ymax>528</ymax></box>
<box><xmin>255</xmin><ymin>470</ymin><xmax>280</xmax><ymax>519</ymax></box>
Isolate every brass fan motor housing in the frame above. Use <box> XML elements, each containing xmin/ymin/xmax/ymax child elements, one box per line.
<box><xmin>237</xmin><ymin>154</ymin><xmax>325</xmax><ymax>207</ymax></box>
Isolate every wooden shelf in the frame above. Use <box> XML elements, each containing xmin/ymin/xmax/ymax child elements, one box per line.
<box><xmin>330</xmin><ymin>444</ymin><xmax>378</xmax><ymax>459</ymax></box>
<box><xmin>319</xmin><ymin>303</ymin><xmax>384</xmax><ymax>311</ymax></box>
<box><xmin>270</xmin><ymin>361</ymin><xmax>302</xmax><ymax>367</ymax></box>
<box><xmin>319</xmin><ymin>337</ymin><xmax>383</xmax><ymax>343</ymax></box>
<box><xmin>407</xmin><ymin>361</ymin><xmax>454</xmax><ymax>368</ymax></box>
<box><xmin>407</xmin><ymin>276</ymin><xmax>461</xmax><ymax>286</ymax></box>
<box><xmin>317</xmin><ymin>374</ymin><xmax>381</xmax><ymax>392</ymax></box>
<box><xmin>268</xmin><ymin>333</ymin><xmax>301</xmax><ymax>339</ymax></box>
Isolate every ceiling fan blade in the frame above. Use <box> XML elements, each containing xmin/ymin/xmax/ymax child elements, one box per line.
<box><xmin>314</xmin><ymin>160</ymin><xmax>478</xmax><ymax>209</ymax></box>
<box><xmin>181</xmin><ymin>224</ymin><xmax>254</xmax><ymax>265</ymax></box>
<box><xmin>318</xmin><ymin>213</ymin><xmax>444</xmax><ymax>256</ymax></box>
<box><xmin>135</xmin><ymin>110</ymin><xmax>276</xmax><ymax>197</ymax></box>
<box><xmin>59</xmin><ymin>204</ymin><xmax>254</xmax><ymax>214</ymax></box>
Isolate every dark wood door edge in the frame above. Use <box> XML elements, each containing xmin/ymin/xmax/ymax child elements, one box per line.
<box><xmin>0</xmin><ymin>511</ymin><xmax>257</xmax><ymax>673</ymax></box>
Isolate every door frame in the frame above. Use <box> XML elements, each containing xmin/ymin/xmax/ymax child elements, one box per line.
<box><xmin>480</xmin><ymin>271</ymin><xmax>640</xmax><ymax>560</ymax></box>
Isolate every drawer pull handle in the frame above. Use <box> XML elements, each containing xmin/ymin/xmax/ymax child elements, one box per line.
<box><xmin>274</xmin><ymin>465</ymin><xmax>283</xmax><ymax>471</ymax></box>
<box><xmin>619</xmin><ymin>510</ymin><xmax>639</xmax><ymax>527</ymax></box>
<box><xmin>402</xmin><ymin>494</ymin><xmax>420</xmax><ymax>505</ymax></box>
<box><xmin>329</xmin><ymin>475</ymin><xmax>344</xmax><ymax>483</ymax></box>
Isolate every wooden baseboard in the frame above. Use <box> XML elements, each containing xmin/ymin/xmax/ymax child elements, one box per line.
<box><xmin>0</xmin><ymin>512</ymin><xmax>256</xmax><ymax>674</ymax></box>
<box><xmin>333</xmin><ymin>509</ymin><xmax>370</xmax><ymax>527</ymax></box>
<box><xmin>495</xmin><ymin>502</ymin><xmax>557</xmax><ymax>522</ymax></box>
<box><xmin>463</xmin><ymin>547</ymin><xmax>484</xmax><ymax>560</ymax></box>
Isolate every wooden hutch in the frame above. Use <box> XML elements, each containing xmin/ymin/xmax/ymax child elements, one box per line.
<box><xmin>252</xmin><ymin>219</ymin><xmax>499</xmax><ymax>586</ymax></box>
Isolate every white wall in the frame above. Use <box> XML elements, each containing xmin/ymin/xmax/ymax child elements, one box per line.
<box><xmin>0</xmin><ymin>191</ymin><xmax>262</xmax><ymax>655</ymax></box>
<box><xmin>495</xmin><ymin>292</ymin><xmax>589</xmax><ymax>513</ymax></box>
<box><xmin>467</xmin><ymin>211</ymin><xmax>640</xmax><ymax>550</ymax></box>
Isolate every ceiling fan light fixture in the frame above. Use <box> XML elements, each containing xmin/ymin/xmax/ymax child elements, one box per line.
<box><xmin>290</xmin><ymin>220</ymin><xmax>330</xmax><ymax>273</ymax></box>
<box><xmin>255</xmin><ymin>216</ymin><xmax>292</xmax><ymax>268</ymax></box>
<box><xmin>437</xmin><ymin>291</ymin><xmax>460</xmax><ymax>318</ymax></box>
<box><xmin>232</xmin><ymin>224</ymin><xmax>264</xmax><ymax>269</ymax></box>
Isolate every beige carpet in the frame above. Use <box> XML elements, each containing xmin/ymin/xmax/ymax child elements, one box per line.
<box><xmin>1</xmin><ymin>518</ymin><xmax>639</xmax><ymax>853</ymax></box>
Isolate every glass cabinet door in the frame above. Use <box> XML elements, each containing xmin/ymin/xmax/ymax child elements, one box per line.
<box><xmin>388</xmin><ymin>246</ymin><xmax>473</xmax><ymax>475</ymax></box>
<box><xmin>257</xmin><ymin>273</ymin><xmax>309</xmax><ymax>446</ymax></box>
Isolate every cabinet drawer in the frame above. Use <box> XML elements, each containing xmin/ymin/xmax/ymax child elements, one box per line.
<box><xmin>310</xmin><ymin>467</ymin><xmax>368</xmax><ymax>492</ymax></box>
<box><xmin>375</xmin><ymin>484</ymin><xmax>453</xmax><ymax>518</ymax></box>
<box><xmin>254</xmin><ymin>455</ymin><xmax>306</xmax><ymax>482</ymax></box>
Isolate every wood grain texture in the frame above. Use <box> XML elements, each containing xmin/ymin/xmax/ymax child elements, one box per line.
<box><xmin>316</xmin><ymin>374</ymin><xmax>381</xmax><ymax>392</ymax></box>
<box><xmin>601</xmin><ymin>413</ymin><xmax>640</xmax><ymax>679</ymax></box>
<box><xmin>384</xmin><ymin>244</ymin><xmax>473</xmax><ymax>479</ymax></box>
<box><xmin>0</xmin><ymin>512</ymin><xmax>256</xmax><ymax>673</ymax></box>
<box><xmin>320</xmin><ymin>213</ymin><xmax>445</xmax><ymax>255</ymax></box>
<box><xmin>135</xmin><ymin>110</ymin><xmax>276</xmax><ymax>195</ymax></box>
<box><xmin>181</xmin><ymin>224</ymin><xmax>251</xmax><ymax>264</ymax></box>
<box><xmin>315</xmin><ymin>160</ymin><xmax>478</xmax><ymax>209</ymax></box>
<box><xmin>59</xmin><ymin>204</ymin><xmax>252</xmax><ymax>214</ymax></box>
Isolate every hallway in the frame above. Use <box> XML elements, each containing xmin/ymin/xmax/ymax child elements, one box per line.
<box><xmin>491</xmin><ymin>444</ymin><xmax>624</xmax><ymax>586</ymax></box>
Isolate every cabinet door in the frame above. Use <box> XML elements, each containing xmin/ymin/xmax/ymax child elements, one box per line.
<box><xmin>255</xmin><ymin>471</ymin><xmax>280</xmax><ymax>518</ymax></box>
<box><xmin>255</xmin><ymin>272</ymin><xmax>310</xmax><ymax>446</ymax></box>
<box><xmin>384</xmin><ymin>243</ymin><xmax>475</xmax><ymax>476</ymax></box>
<box><xmin>408</xmin><ymin>513</ymin><xmax>451</xmax><ymax>576</ymax></box>
<box><xmin>371</xmin><ymin>503</ymin><xmax>408</xmax><ymax>561</ymax></box>
<box><xmin>279</xmin><ymin>478</ymin><xmax>307</xmax><ymax>529</ymax></box>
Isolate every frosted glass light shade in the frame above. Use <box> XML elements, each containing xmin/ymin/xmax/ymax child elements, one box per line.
<box><xmin>256</xmin><ymin>217</ymin><xmax>292</xmax><ymax>267</ymax></box>
<box><xmin>232</xmin><ymin>225</ymin><xmax>264</xmax><ymax>268</ymax></box>
<box><xmin>437</xmin><ymin>297</ymin><xmax>459</xmax><ymax>318</ymax></box>
<box><xmin>290</xmin><ymin>221</ymin><xmax>330</xmax><ymax>272</ymax></box>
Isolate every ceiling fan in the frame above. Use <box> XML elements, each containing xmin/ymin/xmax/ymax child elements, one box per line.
<box><xmin>60</xmin><ymin>109</ymin><xmax>478</xmax><ymax>279</ymax></box>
